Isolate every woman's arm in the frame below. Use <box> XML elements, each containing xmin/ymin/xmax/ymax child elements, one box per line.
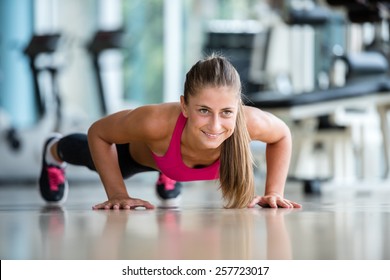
<box><xmin>87</xmin><ymin>106</ymin><xmax>168</xmax><ymax>210</ymax></box>
<box><xmin>245</xmin><ymin>106</ymin><xmax>302</xmax><ymax>208</ymax></box>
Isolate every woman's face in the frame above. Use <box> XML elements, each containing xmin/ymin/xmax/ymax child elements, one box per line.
<box><xmin>181</xmin><ymin>86</ymin><xmax>238</xmax><ymax>150</ymax></box>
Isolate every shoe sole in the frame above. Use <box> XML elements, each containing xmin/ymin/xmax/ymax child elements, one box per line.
<box><xmin>157</xmin><ymin>195</ymin><xmax>182</xmax><ymax>209</ymax></box>
<box><xmin>42</xmin><ymin>181</ymin><xmax>69</xmax><ymax>205</ymax></box>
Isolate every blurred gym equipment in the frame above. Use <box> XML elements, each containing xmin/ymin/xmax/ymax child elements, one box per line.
<box><xmin>0</xmin><ymin>34</ymin><xmax>64</xmax><ymax>181</ymax></box>
<box><xmin>246</xmin><ymin>0</ymin><xmax>390</xmax><ymax>193</ymax></box>
<box><xmin>86</xmin><ymin>29</ymin><xmax>127</xmax><ymax>116</ymax></box>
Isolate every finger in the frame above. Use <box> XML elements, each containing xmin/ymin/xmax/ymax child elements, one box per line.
<box><xmin>291</xmin><ymin>201</ymin><xmax>303</xmax><ymax>208</ymax></box>
<box><xmin>267</xmin><ymin>197</ymin><xmax>278</xmax><ymax>208</ymax></box>
<box><xmin>129</xmin><ymin>199</ymin><xmax>155</xmax><ymax>210</ymax></box>
<box><xmin>143</xmin><ymin>201</ymin><xmax>155</xmax><ymax>210</ymax></box>
<box><xmin>280</xmin><ymin>200</ymin><xmax>302</xmax><ymax>209</ymax></box>
<box><xmin>276</xmin><ymin>199</ymin><xmax>293</xmax><ymax>208</ymax></box>
<box><xmin>122</xmin><ymin>204</ymin><xmax>131</xmax><ymax>210</ymax></box>
<box><xmin>92</xmin><ymin>203</ymin><xmax>108</xmax><ymax>210</ymax></box>
<box><xmin>285</xmin><ymin>201</ymin><xmax>295</xmax><ymax>208</ymax></box>
<box><xmin>280</xmin><ymin>200</ymin><xmax>299</xmax><ymax>209</ymax></box>
<box><xmin>257</xmin><ymin>197</ymin><xmax>272</xmax><ymax>208</ymax></box>
<box><xmin>139</xmin><ymin>200</ymin><xmax>155</xmax><ymax>210</ymax></box>
<box><xmin>248</xmin><ymin>196</ymin><xmax>261</xmax><ymax>208</ymax></box>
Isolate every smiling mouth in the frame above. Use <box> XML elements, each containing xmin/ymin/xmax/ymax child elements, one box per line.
<box><xmin>202</xmin><ymin>131</ymin><xmax>223</xmax><ymax>138</ymax></box>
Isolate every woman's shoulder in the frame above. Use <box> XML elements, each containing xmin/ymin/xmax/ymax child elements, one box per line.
<box><xmin>243</xmin><ymin>105</ymin><xmax>273</xmax><ymax>139</ymax></box>
<box><xmin>243</xmin><ymin>105</ymin><xmax>266</xmax><ymax>125</ymax></box>
<box><xmin>243</xmin><ymin>105</ymin><xmax>289</xmax><ymax>142</ymax></box>
<box><xmin>131</xmin><ymin>102</ymin><xmax>182</xmax><ymax>139</ymax></box>
<box><xmin>135</xmin><ymin>102</ymin><xmax>181</xmax><ymax>121</ymax></box>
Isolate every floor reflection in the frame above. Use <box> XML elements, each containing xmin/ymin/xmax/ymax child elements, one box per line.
<box><xmin>1</xmin><ymin>183</ymin><xmax>390</xmax><ymax>259</ymax></box>
<box><xmin>35</xmin><ymin>206</ymin><xmax>296</xmax><ymax>260</ymax></box>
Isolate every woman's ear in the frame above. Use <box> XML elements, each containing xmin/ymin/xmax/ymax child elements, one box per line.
<box><xmin>180</xmin><ymin>95</ymin><xmax>188</xmax><ymax>118</ymax></box>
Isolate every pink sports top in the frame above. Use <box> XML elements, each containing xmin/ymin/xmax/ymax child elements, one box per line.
<box><xmin>151</xmin><ymin>112</ymin><xmax>220</xmax><ymax>182</ymax></box>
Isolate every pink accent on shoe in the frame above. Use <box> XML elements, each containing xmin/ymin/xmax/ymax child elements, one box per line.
<box><xmin>157</xmin><ymin>173</ymin><xmax>176</xmax><ymax>191</ymax></box>
<box><xmin>47</xmin><ymin>166</ymin><xmax>65</xmax><ymax>191</ymax></box>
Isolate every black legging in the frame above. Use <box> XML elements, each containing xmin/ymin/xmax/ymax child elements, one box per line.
<box><xmin>56</xmin><ymin>133</ymin><xmax>156</xmax><ymax>178</ymax></box>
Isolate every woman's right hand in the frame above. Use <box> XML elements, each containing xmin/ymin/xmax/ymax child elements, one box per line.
<box><xmin>92</xmin><ymin>195</ymin><xmax>155</xmax><ymax>210</ymax></box>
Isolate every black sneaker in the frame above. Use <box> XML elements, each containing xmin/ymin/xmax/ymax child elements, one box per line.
<box><xmin>156</xmin><ymin>172</ymin><xmax>182</xmax><ymax>208</ymax></box>
<box><xmin>39</xmin><ymin>136</ymin><xmax>68</xmax><ymax>203</ymax></box>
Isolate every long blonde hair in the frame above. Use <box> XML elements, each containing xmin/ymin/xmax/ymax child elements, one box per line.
<box><xmin>183</xmin><ymin>54</ymin><xmax>254</xmax><ymax>208</ymax></box>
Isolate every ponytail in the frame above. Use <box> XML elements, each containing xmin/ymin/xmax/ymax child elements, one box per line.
<box><xmin>220</xmin><ymin>101</ymin><xmax>254</xmax><ymax>208</ymax></box>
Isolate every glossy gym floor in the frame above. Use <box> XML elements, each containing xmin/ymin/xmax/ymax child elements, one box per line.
<box><xmin>1</xmin><ymin>173</ymin><xmax>390</xmax><ymax>260</ymax></box>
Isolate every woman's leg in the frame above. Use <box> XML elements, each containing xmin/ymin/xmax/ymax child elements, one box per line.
<box><xmin>57</xmin><ymin>133</ymin><xmax>157</xmax><ymax>177</ymax></box>
<box><xmin>40</xmin><ymin>133</ymin><xmax>157</xmax><ymax>203</ymax></box>
<box><xmin>56</xmin><ymin>133</ymin><xmax>96</xmax><ymax>171</ymax></box>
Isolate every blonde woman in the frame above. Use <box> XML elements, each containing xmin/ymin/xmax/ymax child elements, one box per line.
<box><xmin>39</xmin><ymin>55</ymin><xmax>302</xmax><ymax>209</ymax></box>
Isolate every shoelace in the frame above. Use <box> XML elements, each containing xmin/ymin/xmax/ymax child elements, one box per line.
<box><xmin>47</xmin><ymin>166</ymin><xmax>65</xmax><ymax>191</ymax></box>
<box><xmin>157</xmin><ymin>173</ymin><xmax>176</xmax><ymax>191</ymax></box>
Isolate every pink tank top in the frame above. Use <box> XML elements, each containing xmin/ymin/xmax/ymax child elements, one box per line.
<box><xmin>151</xmin><ymin>112</ymin><xmax>220</xmax><ymax>181</ymax></box>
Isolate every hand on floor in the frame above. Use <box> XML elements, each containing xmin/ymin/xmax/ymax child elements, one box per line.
<box><xmin>248</xmin><ymin>194</ymin><xmax>302</xmax><ymax>209</ymax></box>
<box><xmin>92</xmin><ymin>196</ymin><xmax>155</xmax><ymax>210</ymax></box>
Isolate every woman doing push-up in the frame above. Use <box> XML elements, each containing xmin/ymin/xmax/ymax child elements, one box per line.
<box><xmin>39</xmin><ymin>54</ymin><xmax>302</xmax><ymax>210</ymax></box>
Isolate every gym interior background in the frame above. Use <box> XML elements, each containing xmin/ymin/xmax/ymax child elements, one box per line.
<box><xmin>1</xmin><ymin>0</ymin><xmax>390</xmax><ymax>261</ymax></box>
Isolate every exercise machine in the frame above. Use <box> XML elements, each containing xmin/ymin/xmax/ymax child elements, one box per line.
<box><xmin>0</xmin><ymin>34</ymin><xmax>63</xmax><ymax>181</ymax></box>
<box><xmin>86</xmin><ymin>28</ymin><xmax>127</xmax><ymax>116</ymax></box>
<box><xmin>246</xmin><ymin>0</ymin><xmax>390</xmax><ymax>193</ymax></box>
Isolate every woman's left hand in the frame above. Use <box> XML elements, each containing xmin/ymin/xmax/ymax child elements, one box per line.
<box><xmin>248</xmin><ymin>194</ymin><xmax>302</xmax><ymax>209</ymax></box>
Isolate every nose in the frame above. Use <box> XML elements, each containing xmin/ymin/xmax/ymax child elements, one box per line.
<box><xmin>209</xmin><ymin>114</ymin><xmax>222</xmax><ymax>132</ymax></box>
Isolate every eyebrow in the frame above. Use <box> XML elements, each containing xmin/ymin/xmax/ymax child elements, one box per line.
<box><xmin>195</xmin><ymin>105</ymin><xmax>235</xmax><ymax>111</ymax></box>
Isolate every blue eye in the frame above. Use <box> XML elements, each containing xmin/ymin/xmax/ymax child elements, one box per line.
<box><xmin>199</xmin><ymin>109</ymin><xmax>209</xmax><ymax>114</ymax></box>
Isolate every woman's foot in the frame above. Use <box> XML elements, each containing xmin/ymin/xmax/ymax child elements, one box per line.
<box><xmin>39</xmin><ymin>135</ymin><xmax>68</xmax><ymax>203</ymax></box>
<box><xmin>155</xmin><ymin>173</ymin><xmax>182</xmax><ymax>208</ymax></box>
